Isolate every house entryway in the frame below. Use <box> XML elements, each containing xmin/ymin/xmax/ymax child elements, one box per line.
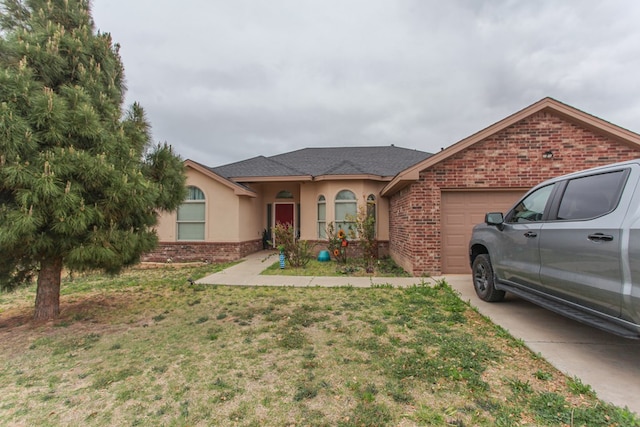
<box><xmin>273</xmin><ymin>203</ymin><xmax>295</xmax><ymax>247</ymax></box>
<box><xmin>275</xmin><ymin>203</ymin><xmax>295</xmax><ymax>227</ymax></box>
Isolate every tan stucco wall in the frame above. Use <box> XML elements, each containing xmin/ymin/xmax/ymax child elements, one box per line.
<box><xmin>299</xmin><ymin>180</ymin><xmax>389</xmax><ymax>241</ymax></box>
<box><xmin>238</xmin><ymin>194</ymin><xmax>263</xmax><ymax>241</ymax></box>
<box><xmin>155</xmin><ymin>209</ymin><xmax>177</xmax><ymax>241</ymax></box>
<box><xmin>156</xmin><ymin>169</ymin><xmax>391</xmax><ymax>246</ymax></box>
<box><xmin>155</xmin><ymin>167</ymin><xmax>255</xmax><ymax>243</ymax></box>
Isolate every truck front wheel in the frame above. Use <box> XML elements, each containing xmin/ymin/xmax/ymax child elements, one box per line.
<box><xmin>472</xmin><ymin>254</ymin><xmax>506</xmax><ymax>302</ymax></box>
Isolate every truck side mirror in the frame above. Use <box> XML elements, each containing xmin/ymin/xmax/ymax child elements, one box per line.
<box><xmin>485</xmin><ymin>212</ymin><xmax>504</xmax><ymax>226</ymax></box>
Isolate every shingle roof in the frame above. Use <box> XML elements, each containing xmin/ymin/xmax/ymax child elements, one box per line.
<box><xmin>212</xmin><ymin>156</ymin><xmax>307</xmax><ymax>178</ymax></box>
<box><xmin>211</xmin><ymin>146</ymin><xmax>432</xmax><ymax>179</ymax></box>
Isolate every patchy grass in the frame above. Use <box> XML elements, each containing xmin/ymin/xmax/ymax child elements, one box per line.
<box><xmin>0</xmin><ymin>265</ymin><xmax>638</xmax><ymax>426</ymax></box>
<box><xmin>262</xmin><ymin>256</ymin><xmax>412</xmax><ymax>277</ymax></box>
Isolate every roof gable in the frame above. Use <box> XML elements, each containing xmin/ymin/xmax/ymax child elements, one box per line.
<box><xmin>381</xmin><ymin>97</ymin><xmax>640</xmax><ymax>196</ymax></box>
<box><xmin>184</xmin><ymin>160</ymin><xmax>256</xmax><ymax>197</ymax></box>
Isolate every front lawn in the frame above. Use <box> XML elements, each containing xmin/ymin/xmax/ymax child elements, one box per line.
<box><xmin>0</xmin><ymin>264</ymin><xmax>637</xmax><ymax>426</ymax></box>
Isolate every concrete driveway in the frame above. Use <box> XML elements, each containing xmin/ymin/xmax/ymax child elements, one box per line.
<box><xmin>446</xmin><ymin>274</ymin><xmax>640</xmax><ymax>415</ymax></box>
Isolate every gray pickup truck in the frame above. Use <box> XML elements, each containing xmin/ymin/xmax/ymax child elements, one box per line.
<box><xmin>469</xmin><ymin>159</ymin><xmax>640</xmax><ymax>339</ymax></box>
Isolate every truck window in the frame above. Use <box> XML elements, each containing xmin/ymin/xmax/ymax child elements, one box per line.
<box><xmin>557</xmin><ymin>170</ymin><xmax>627</xmax><ymax>220</ymax></box>
<box><xmin>507</xmin><ymin>184</ymin><xmax>554</xmax><ymax>223</ymax></box>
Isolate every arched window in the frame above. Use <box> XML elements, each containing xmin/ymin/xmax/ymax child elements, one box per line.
<box><xmin>276</xmin><ymin>190</ymin><xmax>293</xmax><ymax>199</ymax></box>
<box><xmin>317</xmin><ymin>195</ymin><xmax>326</xmax><ymax>239</ymax></box>
<box><xmin>177</xmin><ymin>186</ymin><xmax>205</xmax><ymax>240</ymax></box>
<box><xmin>335</xmin><ymin>190</ymin><xmax>356</xmax><ymax>235</ymax></box>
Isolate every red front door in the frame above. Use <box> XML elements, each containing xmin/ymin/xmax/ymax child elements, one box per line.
<box><xmin>274</xmin><ymin>203</ymin><xmax>295</xmax><ymax>247</ymax></box>
<box><xmin>275</xmin><ymin>203</ymin><xmax>294</xmax><ymax>227</ymax></box>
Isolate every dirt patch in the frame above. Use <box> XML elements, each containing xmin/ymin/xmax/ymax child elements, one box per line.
<box><xmin>0</xmin><ymin>292</ymin><xmax>139</xmax><ymax>352</ymax></box>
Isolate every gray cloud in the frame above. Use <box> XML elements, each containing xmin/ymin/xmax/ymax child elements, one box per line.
<box><xmin>92</xmin><ymin>0</ymin><xmax>640</xmax><ymax>166</ymax></box>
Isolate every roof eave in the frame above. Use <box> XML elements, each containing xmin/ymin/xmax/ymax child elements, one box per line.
<box><xmin>185</xmin><ymin>160</ymin><xmax>257</xmax><ymax>197</ymax></box>
<box><xmin>380</xmin><ymin>169</ymin><xmax>420</xmax><ymax>196</ymax></box>
<box><xmin>382</xmin><ymin>97</ymin><xmax>640</xmax><ymax>197</ymax></box>
<box><xmin>230</xmin><ymin>175</ymin><xmax>313</xmax><ymax>183</ymax></box>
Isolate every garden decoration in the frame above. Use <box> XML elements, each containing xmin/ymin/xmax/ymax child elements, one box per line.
<box><xmin>278</xmin><ymin>245</ymin><xmax>286</xmax><ymax>269</ymax></box>
<box><xmin>334</xmin><ymin>229</ymin><xmax>349</xmax><ymax>263</ymax></box>
<box><xmin>325</xmin><ymin>223</ymin><xmax>350</xmax><ymax>264</ymax></box>
<box><xmin>317</xmin><ymin>250</ymin><xmax>331</xmax><ymax>262</ymax></box>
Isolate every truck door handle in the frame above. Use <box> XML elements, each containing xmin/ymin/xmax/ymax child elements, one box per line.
<box><xmin>524</xmin><ymin>231</ymin><xmax>537</xmax><ymax>238</ymax></box>
<box><xmin>588</xmin><ymin>233</ymin><xmax>614</xmax><ymax>242</ymax></box>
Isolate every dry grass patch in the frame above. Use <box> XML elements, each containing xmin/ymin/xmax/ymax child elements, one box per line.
<box><xmin>0</xmin><ymin>264</ymin><xmax>638</xmax><ymax>426</ymax></box>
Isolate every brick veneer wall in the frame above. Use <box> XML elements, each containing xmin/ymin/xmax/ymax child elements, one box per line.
<box><xmin>142</xmin><ymin>239</ymin><xmax>263</xmax><ymax>263</ymax></box>
<box><xmin>390</xmin><ymin>111</ymin><xmax>640</xmax><ymax>276</ymax></box>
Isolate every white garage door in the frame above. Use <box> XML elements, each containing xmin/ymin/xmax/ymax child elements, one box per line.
<box><xmin>441</xmin><ymin>190</ymin><xmax>526</xmax><ymax>274</ymax></box>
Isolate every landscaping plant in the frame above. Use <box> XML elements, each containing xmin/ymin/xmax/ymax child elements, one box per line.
<box><xmin>0</xmin><ymin>0</ymin><xmax>186</xmax><ymax>319</ymax></box>
<box><xmin>326</xmin><ymin>222</ymin><xmax>349</xmax><ymax>264</ymax></box>
<box><xmin>272</xmin><ymin>223</ymin><xmax>314</xmax><ymax>268</ymax></box>
<box><xmin>349</xmin><ymin>199</ymin><xmax>378</xmax><ymax>272</ymax></box>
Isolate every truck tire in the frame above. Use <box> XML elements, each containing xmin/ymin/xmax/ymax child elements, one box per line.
<box><xmin>472</xmin><ymin>254</ymin><xmax>505</xmax><ymax>302</ymax></box>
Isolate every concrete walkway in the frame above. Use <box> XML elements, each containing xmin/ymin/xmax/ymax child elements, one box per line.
<box><xmin>197</xmin><ymin>250</ymin><xmax>429</xmax><ymax>288</ymax></box>
<box><xmin>198</xmin><ymin>250</ymin><xmax>640</xmax><ymax>415</ymax></box>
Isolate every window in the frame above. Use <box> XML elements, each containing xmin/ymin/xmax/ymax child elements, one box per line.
<box><xmin>317</xmin><ymin>195</ymin><xmax>326</xmax><ymax>239</ymax></box>
<box><xmin>335</xmin><ymin>190</ymin><xmax>357</xmax><ymax>235</ymax></box>
<box><xmin>508</xmin><ymin>184</ymin><xmax>554</xmax><ymax>223</ymax></box>
<box><xmin>177</xmin><ymin>186</ymin><xmax>205</xmax><ymax>240</ymax></box>
<box><xmin>557</xmin><ymin>170</ymin><xmax>627</xmax><ymax>220</ymax></box>
<box><xmin>276</xmin><ymin>190</ymin><xmax>293</xmax><ymax>199</ymax></box>
<box><xmin>367</xmin><ymin>194</ymin><xmax>376</xmax><ymax>238</ymax></box>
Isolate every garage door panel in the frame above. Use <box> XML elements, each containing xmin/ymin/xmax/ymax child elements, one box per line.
<box><xmin>444</xmin><ymin>213</ymin><xmax>465</xmax><ymax>226</ymax></box>
<box><xmin>469</xmin><ymin>212</ymin><xmax>486</xmax><ymax>225</ymax></box>
<box><xmin>445</xmin><ymin>233</ymin><xmax>466</xmax><ymax>247</ymax></box>
<box><xmin>441</xmin><ymin>190</ymin><xmax>525</xmax><ymax>273</ymax></box>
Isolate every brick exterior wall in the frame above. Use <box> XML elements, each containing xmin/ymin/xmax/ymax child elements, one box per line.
<box><xmin>142</xmin><ymin>240</ymin><xmax>263</xmax><ymax>263</ymax></box>
<box><xmin>144</xmin><ymin>240</ymin><xmax>390</xmax><ymax>265</ymax></box>
<box><xmin>390</xmin><ymin>111</ymin><xmax>640</xmax><ymax>276</ymax></box>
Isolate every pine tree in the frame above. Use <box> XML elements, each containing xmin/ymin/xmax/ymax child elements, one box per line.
<box><xmin>0</xmin><ymin>0</ymin><xmax>187</xmax><ymax>320</ymax></box>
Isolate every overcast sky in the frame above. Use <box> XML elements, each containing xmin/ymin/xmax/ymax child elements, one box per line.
<box><xmin>91</xmin><ymin>0</ymin><xmax>640</xmax><ymax>167</ymax></box>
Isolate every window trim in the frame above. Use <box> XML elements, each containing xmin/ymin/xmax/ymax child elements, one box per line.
<box><xmin>553</xmin><ymin>169</ymin><xmax>630</xmax><ymax>221</ymax></box>
<box><xmin>177</xmin><ymin>186</ymin><xmax>206</xmax><ymax>241</ymax></box>
<box><xmin>317</xmin><ymin>195</ymin><xmax>327</xmax><ymax>239</ymax></box>
<box><xmin>505</xmin><ymin>184</ymin><xmax>555</xmax><ymax>224</ymax></box>
<box><xmin>334</xmin><ymin>189</ymin><xmax>357</xmax><ymax>236</ymax></box>
<box><xmin>276</xmin><ymin>190</ymin><xmax>293</xmax><ymax>199</ymax></box>
<box><xmin>366</xmin><ymin>194</ymin><xmax>376</xmax><ymax>238</ymax></box>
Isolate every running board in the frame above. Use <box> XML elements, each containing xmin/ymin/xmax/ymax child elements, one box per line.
<box><xmin>498</xmin><ymin>283</ymin><xmax>640</xmax><ymax>340</ymax></box>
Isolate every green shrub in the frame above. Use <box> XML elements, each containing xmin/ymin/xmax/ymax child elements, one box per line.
<box><xmin>272</xmin><ymin>223</ymin><xmax>314</xmax><ymax>268</ymax></box>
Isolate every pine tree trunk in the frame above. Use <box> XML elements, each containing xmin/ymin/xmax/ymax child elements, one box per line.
<box><xmin>34</xmin><ymin>257</ymin><xmax>63</xmax><ymax>321</ymax></box>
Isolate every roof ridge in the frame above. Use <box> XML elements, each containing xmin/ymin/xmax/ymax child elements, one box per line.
<box><xmin>264</xmin><ymin>155</ymin><xmax>308</xmax><ymax>176</ymax></box>
<box><xmin>322</xmin><ymin>159</ymin><xmax>367</xmax><ymax>175</ymax></box>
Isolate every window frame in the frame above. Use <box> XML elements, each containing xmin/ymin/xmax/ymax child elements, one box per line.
<box><xmin>366</xmin><ymin>194</ymin><xmax>376</xmax><ymax>238</ymax></box>
<box><xmin>317</xmin><ymin>195</ymin><xmax>327</xmax><ymax>239</ymax></box>
<box><xmin>334</xmin><ymin>189</ymin><xmax>357</xmax><ymax>236</ymax></box>
<box><xmin>555</xmin><ymin>169</ymin><xmax>629</xmax><ymax>221</ymax></box>
<box><xmin>505</xmin><ymin>184</ymin><xmax>555</xmax><ymax>224</ymax></box>
<box><xmin>177</xmin><ymin>186</ymin><xmax>206</xmax><ymax>241</ymax></box>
